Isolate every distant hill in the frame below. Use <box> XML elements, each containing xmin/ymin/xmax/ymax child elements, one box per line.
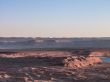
<box><xmin>0</xmin><ymin>37</ymin><xmax>110</xmax><ymax>50</ymax></box>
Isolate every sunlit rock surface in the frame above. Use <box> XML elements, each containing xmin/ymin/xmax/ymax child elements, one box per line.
<box><xmin>64</xmin><ymin>56</ymin><xmax>102</xmax><ymax>68</ymax></box>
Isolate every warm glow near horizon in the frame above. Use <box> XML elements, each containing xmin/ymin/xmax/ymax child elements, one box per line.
<box><xmin>0</xmin><ymin>0</ymin><xmax>110</xmax><ymax>37</ymax></box>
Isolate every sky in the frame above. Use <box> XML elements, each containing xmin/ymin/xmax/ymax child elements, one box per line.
<box><xmin>0</xmin><ymin>0</ymin><xmax>110</xmax><ymax>37</ymax></box>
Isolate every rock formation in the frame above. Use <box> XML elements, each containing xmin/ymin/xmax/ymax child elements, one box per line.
<box><xmin>64</xmin><ymin>56</ymin><xmax>102</xmax><ymax>68</ymax></box>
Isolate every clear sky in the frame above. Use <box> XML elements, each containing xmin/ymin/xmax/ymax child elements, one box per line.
<box><xmin>0</xmin><ymin>0</ymin><xmax>110</xmax><ymax>37</ymax></box>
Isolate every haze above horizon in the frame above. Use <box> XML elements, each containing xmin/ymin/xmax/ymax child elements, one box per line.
<box><xmin>0</xmin><ymin>0</ymin><xmax>110</xmax><ymax>37</ymax></box>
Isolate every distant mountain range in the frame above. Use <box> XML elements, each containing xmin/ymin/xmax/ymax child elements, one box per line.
<box><xmin>0</xmin><ymin>37</ymin><xmax>110</xmax><ymax>50</ymax></box>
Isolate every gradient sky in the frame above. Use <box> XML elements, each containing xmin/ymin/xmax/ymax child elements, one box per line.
<box><xmin>0</xmin><ymin>0</ymin><xmax>110</xmax><ymax>37</ymax></box>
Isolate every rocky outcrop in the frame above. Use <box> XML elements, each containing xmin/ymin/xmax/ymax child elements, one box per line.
<box><xmin>64</xmin><ymin>56</ymin><xmax>102</xmax><ymax>68</ymax></box>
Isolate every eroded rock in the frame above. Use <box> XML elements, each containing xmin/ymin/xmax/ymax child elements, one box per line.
<box><xmin>64</xmin><ymin>56</ymin><xmax>102</xmax><ymax>68</ymax></box>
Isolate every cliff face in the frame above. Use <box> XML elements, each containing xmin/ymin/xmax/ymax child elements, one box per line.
<box><xmin>64</xmin><ymin>56</ymin><xmax>102</xmax><ymax>68</ymax></box>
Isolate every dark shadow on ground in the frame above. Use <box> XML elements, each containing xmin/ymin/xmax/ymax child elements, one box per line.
<box><xmin>0</xmin><ymin>57</ymin><xmax>65</xmax><ymax>67</ymax></box>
